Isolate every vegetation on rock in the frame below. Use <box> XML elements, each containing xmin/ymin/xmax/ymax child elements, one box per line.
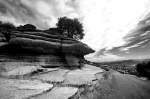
<box><xmin>0</xmin><ymin>17</ymin><xmax>85</xmax><ymax>42</ymax></box>
<box><xmin>17</xmin><ymin>24</ymin><xmax>36</xmax><ymax>32</ymax></box>
<box><xmin>56</xmin><ymin>16</ymin><xmax>84</xmax><ymax>40</ymax></box>
<box><xmin>0</xmin><ymin>21</ymin><xmax>16</xmax><ymax>42</ymax></box>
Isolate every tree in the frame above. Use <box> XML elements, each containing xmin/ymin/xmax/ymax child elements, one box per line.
<box><xmin>0</xmin><ymin>21</ymin><xmax>16</xmax><ymax>42</ymax></box>
<box><xmin>136</xmin><ymin>61</ymin><xmax>150</xmax><ymax>79</ymax></box>
<box><xmin>17</xmin><ymin>24</ymin><xmax>36</xmax><ymax>31</ymax></box>
<box><xmin>56</xmin><ymin>17</ymin><xmax>84</xmax><ymax>40</ymax></box>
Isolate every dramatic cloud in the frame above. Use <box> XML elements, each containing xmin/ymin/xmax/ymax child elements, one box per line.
<box><xmin>85</xmin><ymin>49</ymin><xmax>125</xmax><ymax>62</ymax></box>
<box><xmin>101</xmin><ymin>14</ymin><xmax>150</xmax><ymax>60</ymax></box>
<box><xmin>0</xmin><ymin>0</ymin><xmax>80</xmax><ymax>29</ymax></box>
<box><xmin>1</xmin><ymin>0</ymin><xmax>150</xmax><ymax>61</ymax></box>
<box><xmin>0</xmin><ymin>1</ymin><xmax>42</xmax><ymax>28</ymax></box>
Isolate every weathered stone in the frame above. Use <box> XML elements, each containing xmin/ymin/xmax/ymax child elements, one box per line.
<box><xmin>0</xmin><ymin>78</ymin><xmax>53</xmax><ymax>99</ymax></box>
<box><xmin>1</xmin><ymin>66</ymin><xmax>40</xmax><ymax>77</ymax></box>
<box><xmin>64</xmin><ymin>55</ymin><xmax>81</xmax><ymax>66</ymax></box>
<box><xmin>8</xmin><ymin>31</ymin><xmax>95</xmax><ymax>55</ymax></box>
<box><xmin>31</xmin><ymin>87</ymin><xmax>78</xmax><ymax>99</ymax></box>
<box><xmin>64</xmin><ymin>70</ymin><xmax>96</xmax><ymax>85</ymax></box>
<box><xmin>82</xmin><ymin>64</ymin><xmax>104</xmax><ymax>74</ymax></box>
<box><xmin>63</xmin><ymin>65</ymin><xmax>104</xmax><ymax>85</ymax></box>
<box><xmin>32</xmin><ymin>69</ymin><xmax>69</xmax><ymax>82</ymax></box>
<box><xmin>83</xmin><ymin>64</ymin><xmax>104</xmax><ymax>72</ymax></box>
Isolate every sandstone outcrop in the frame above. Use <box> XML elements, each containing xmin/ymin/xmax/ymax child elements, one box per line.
<box><xmin>0</xmin><ymin>31</ymin><xmax>95</xmax><ymax>67</ymax></box>
<box><xmin>9</xmin><ymin>31</ymin><xmax>95</xmax><ymax>55</ymax></box>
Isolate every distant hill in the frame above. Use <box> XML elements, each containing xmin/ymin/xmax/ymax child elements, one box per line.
<box><xmin>85</xmin><ymin>58</ymin><xmax>150</xmax><ymax>76</ymax></box>
<box><xmin>89</xmin><ymin>58</ymin><xmax>150</xmax><ymax>66</ymax></box>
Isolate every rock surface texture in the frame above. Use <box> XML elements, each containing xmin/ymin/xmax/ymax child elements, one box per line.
<box><xmin>8</xmin><ymin>31</ymin><xmax>95</xmax><ymax>55</ymax></box>
<box><xmin>0</xmin><ymin>31</ymin><xmax>95</xmax><ymax>67</ymax></box>
<box><xmin>0</xmin><ymin>64</ymin><xmax>150</xmax><ymax>99</ymax></box>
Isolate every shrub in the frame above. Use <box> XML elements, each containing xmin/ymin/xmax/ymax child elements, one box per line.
<box><xmin>56</xmin><ymin>16</ymin><xmax>84</xmax><ymax>40</ymax></box>
<box><xmin>136</xmin><ymin>61</ymin><xmax>150</xmax><ymax>79</ymax></box>
<box><xmin>17</xmin><ymin>24</ymin><xmax>36</xmax><ymax>32</ymax></box>
<box><xmin>0</xmin><ymin>21</ymin><xmax>16</xmax><ymax>42</ymax></box>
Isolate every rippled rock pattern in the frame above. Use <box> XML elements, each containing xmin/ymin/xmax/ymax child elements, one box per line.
<box><xmin>0</xmin><ymin>64</ymin><xmax>150</xmax><ymax>99</ymax></box>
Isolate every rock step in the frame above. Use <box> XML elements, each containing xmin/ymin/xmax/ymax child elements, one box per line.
<box><xmin>31</xmin><ymin>69</ymin><xmax>69</xmax><ymax>83</ymax></box>
<box><xmin>30</xmin><ymin>87</ymin><xmax>78</xmax><ymax>99</ymax></box>
<box><xmin>0</xmin><ymin>78</ymin><xmax>53</xmax><ymax>99</ymax></box>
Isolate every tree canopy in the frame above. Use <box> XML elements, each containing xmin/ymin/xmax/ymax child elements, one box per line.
<box><xmin>56</xmin><ymin>17</ymin><xmax>84</xmax><ymax>40</ymax></box>
<box><xmin>0</xmin><ymin>21</ymin><xmax>16</xmax><ymax>42</ymax></box>
<box><xmin>136</xmin><ymin>61</ymin><xmax>150</xmax><ymax>79</ymax></box>
<box><xmin>0</xmin><ymin>21</ymin><xmax>16</xmax><ymax>31</ymax></box>
<box><xmin>0</xmin><ymin>17</ymin><xmax>85</xmax><ymax>41</ymax></box>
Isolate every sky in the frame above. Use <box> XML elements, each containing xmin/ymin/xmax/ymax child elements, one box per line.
<box><xmin>0</xmin><ymin>0</ymin><xmax>150</xmax><ymax>62</ymax></box>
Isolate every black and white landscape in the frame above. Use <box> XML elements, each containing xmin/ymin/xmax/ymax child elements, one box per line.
<box><xmin>0</xmin><ymin>0</ymin><xmax>150</xmax><ymax>99</ymax></box>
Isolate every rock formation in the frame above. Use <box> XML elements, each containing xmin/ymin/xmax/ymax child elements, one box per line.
<box><xmin>0</xmin><ymin>31</ymin><xmax>95</xmax><ymax>67</ymax></box>
<box><xmin>9</xmin><ymin>31</ymin><xmax>94</xmax><ymax>55</ymax></box>
<box><xmin>0</xmin><ymin>63</ymin><xmax>150</xmax><ymax>99</ymax></box>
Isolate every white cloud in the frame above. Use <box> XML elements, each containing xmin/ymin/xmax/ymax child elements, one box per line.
<box><xmin>81</xmin><ymin>0</ymin><xmax>150</xmax><ymax>50</ymax></box>
<box><xmin>0</xmin><ymin>14</ymin><xmax>23</xmax><ymax>26</ymax></box>
<box><xmin>36</xmin><ymin>1</ymin><xmax>51</xmax><ymax>16</ymax></box>
<box><xmin>85</xmin><ymin>52</ymin><xmax>125</xmax><ymax>62</ymax></box>
<box><xmin>120</xmin><ymin>39</ymin><xmax>149</xmax><ymax>51</ymax></box>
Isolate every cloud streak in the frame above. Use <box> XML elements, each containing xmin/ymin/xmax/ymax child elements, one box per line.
<box><xmin>1</xmin><ymin>0</ymin><xmax>150</xmax><ymax>61</ymax></box>
<box><xmin>0</xmin><ymin>0</ymin><xmax>81</xmax><ymax>29</ymax></box>
<box><xmin>102</xmin><ymin>14</ymin><xmax>150</xmax><ymax>60</ymax></box>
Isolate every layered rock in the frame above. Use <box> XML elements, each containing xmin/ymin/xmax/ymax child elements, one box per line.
<box><xmin>9</xmin><ymin>31</ymin><xmax>94</xmax><ymax>55</ymax></box>
<box><xmin>0</xmin><ymin>31</ymin><xmax>95</xmax><ymax>67</ymax></box>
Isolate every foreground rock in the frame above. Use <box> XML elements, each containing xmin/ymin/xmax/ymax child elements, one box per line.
<box><xmin>1</xmin><ymin>66</ymin><xmax>40</xmax><ymax>77</ymax></box>
<box><xmin>0</xmin><ymin>78</ymin><xmax>53</xmax><ymax>99</ymax></box>
<box><xmin>30</xmin><ymin>87</ymin><xmax>78</xmax><ymax>99</ymax></box>
<box><xmin>0</xmin><ymin>64</ymin><xmax>150</xmax><ymax>99</ymax></box>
